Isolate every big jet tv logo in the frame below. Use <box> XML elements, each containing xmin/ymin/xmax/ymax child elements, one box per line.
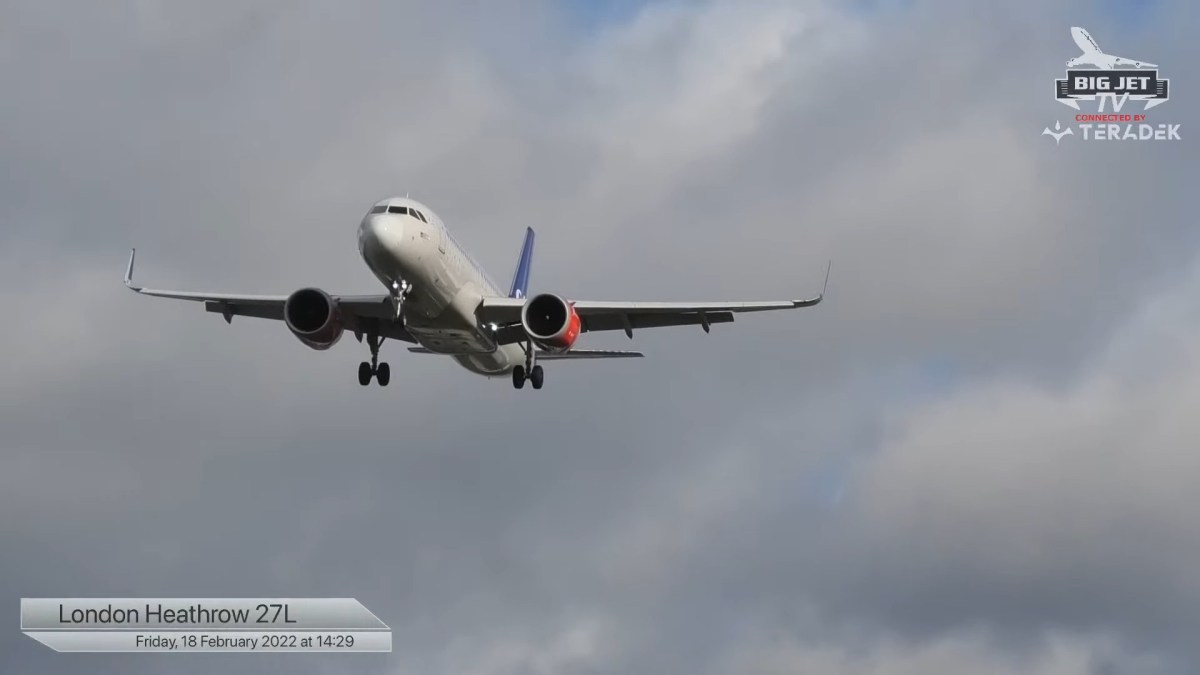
<box><xmin>1042</xmin><ymin>27</ymin><xmax>1181</xmax><ymax>144</ymax></box>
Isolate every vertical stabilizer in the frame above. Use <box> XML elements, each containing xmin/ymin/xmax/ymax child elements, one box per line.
<box><xmin>508</xmin><ymin>227</ymin><xmax>535</xmax><ymax>299</ymax></box>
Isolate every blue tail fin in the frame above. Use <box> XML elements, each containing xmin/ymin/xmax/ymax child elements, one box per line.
<box><xmin>508</xmin><ymin>227</ymin><xmax>535</xmax><ymax>299</ymax></box>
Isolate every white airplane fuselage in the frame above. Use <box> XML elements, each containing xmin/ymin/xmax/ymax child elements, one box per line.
<box><xmin>357</xmin><ymin>197</ymin><xmax>525</xmax><ymax>377</ymax></box>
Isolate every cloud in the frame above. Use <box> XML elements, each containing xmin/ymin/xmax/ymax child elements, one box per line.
<box><xmin>727</xmin><ymin>631</ymin><xmax>1151</xmax><ymax>675</ymax></box>
<box><xmin>825</xmin><ymin>255</ymin><xmax>1200</xmax><ymax>659</ymax></box>
<box><xmin>0</xmin><ymin>0</ymin><xmax>1197</xmax><ymax>674</ymax></box>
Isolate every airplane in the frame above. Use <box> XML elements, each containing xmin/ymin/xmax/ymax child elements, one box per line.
<box><xmin>1067</xmin><ymin>27</ymin><xmax>1156</xmax><ymax>70</ymax></box>
<box><xmin>125</xmin><ymin>197</ymin><xmax>827</xmax><ymax>390</ymax></box>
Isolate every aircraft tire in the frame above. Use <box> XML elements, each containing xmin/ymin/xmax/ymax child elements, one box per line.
<box><xmin>358</xmin><ymin>361</ymin><xmax>373</xmax><ymax>386</ymax></box>
<box><xmin>530</xmin><ymin>365</ymin><xmax>544</xmax><ymax>390</ymax></box>
<box><xmin>512</xmin><ymin>366</ymin><xmax>526</xmax><ymax>389</ymax></box>
<box><xmin>376</xmin><ymin>362</ymin><xmax>391</xmax><ymax>387</ymax></box>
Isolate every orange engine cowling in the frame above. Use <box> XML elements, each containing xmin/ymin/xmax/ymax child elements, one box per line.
<box><xmin>284</xmin><ymin>287</ymin><xmax>344</xmax><ymax>350</ymax></box>
<box><xmin>520</xmin><ymin>293</ymin><xmax>581</xmax><ymax>353</ymax></box>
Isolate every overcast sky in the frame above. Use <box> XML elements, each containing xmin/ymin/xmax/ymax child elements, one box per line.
<box><xmin>1</xmin><ymin>0</ymin><xmax>1197</xmax><ymax>673</ymax></box>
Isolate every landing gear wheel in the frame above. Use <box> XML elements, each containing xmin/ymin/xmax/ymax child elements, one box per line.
<box><xmin>512</xmin><ymin>365</ymin><xmax>526</xmax><ymax>389</ymax></box>
<box><xmin>530</xmin><ymin>365</ymin><xmax>544</xmax><ymax>390</ymax></box>
<box><xmin>362</xmin><ymin>327</ymin><xmax>387</xmax><ymax>387</ymax></box>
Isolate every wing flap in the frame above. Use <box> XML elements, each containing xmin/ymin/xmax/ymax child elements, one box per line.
<box><xmin>485</xmin><ymin>312</ymin><xmax>737</xmax><ymax>346</ymax></box>
<box><xmin>407</xmin><ymin>347</ymin><xmax>643</xmax><ymax>359</ymax></box>
<box><xmin>535</xmin><ymin>349</ymin><xmax>644</xmax><ymax>360</ymax></box>
<box><xmin>581</xmin><ymin>311</ymin><xmax>735</xmax><ymax>333</ymax></box>
<box><xmin>204</xmin><ymin>301</ymin><xmax>283</xmax><ymax>322</ymax></box>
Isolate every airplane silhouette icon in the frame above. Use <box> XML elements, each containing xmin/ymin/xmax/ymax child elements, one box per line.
<box><xmin>1042</xmin><ymin>121</ymin><xmax>1073</xmax><ymax>144</ymax></box>
<box><xmin>1067</xmin><ymin>27</ymin><xmax>1157</xmax><ymax>70</ymax></box>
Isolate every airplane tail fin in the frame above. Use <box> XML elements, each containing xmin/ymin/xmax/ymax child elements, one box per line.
<box><xmin>508</xmin><ymin>227</ymin><xmax>535</xmax><ymax>299</ymax></box>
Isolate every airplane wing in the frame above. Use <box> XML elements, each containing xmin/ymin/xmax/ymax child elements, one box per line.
<box><xmin>408</xmin><ymin>347</ymin><xmax>643</xmax><ymax>359</ymax></box>
<box><xmin>477</xmin><ymin>262</ymin><xmax>829</xmax><ymax>345</ymax></box>
<box><xmin>123</xmin><ymin>249</ymin><xmax>416</xmax><ymax>342</ymax></box>
<box><xmin>1110</xmin><ymin>55</ymin><xmax>1157</xmax><ymax>68</ymax></box>
<box><xmin>1072</xmin><ymin>27</ymin><xmax>1100</xmax><ymax>54</ymax></box>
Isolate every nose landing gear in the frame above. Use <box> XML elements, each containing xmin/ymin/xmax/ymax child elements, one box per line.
<box><xmin>390</xmin><ymin>279</ymin><xmax>412</xmax><ymax>321</ymax></box>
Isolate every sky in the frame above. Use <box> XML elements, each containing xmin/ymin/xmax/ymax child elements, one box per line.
<box><xmin>0</xmin><ymin>0</ymin><xmax>1197</xmax><ymax>673</ymax></box>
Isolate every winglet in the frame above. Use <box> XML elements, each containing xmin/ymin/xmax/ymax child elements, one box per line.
<box><xmin>793</xmin><ymin>260</ymin><xmax>830</xmax><ymax>308</ymax></box>
<box><xmin>124</xmin><ymin>248</ymin><xmax>141</xmax><ymax>291</ymax></box>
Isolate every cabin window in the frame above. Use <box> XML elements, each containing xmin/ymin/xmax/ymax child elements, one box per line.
<box><xmin>369</xmin><ymin>205</ymin><xmax>387</xmax><ymax>214</ymax></box>
<box><xmin>387</xmin><ymin>205</ymin><xmax>409</xmax><ymax>215</ymax></box>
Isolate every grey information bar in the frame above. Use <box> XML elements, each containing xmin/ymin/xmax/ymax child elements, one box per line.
<box><xmin>24</xmin><ymin>630</ymin><xmax>392</xmax><ymax>653</ymax></box>
<box><xmin>21</xmin><ymin>599</ymin><xmax>389</xmax><ymax>631</ymax></box>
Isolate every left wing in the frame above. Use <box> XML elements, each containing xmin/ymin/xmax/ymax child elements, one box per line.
<box><xmin>1111</xmin><ymin>55</ymin><xmax>1157</xmax><ymax>68</ymax></box>
<box><xmin>409</xmin><ymin>347</ymin><xmax>643</xmax><ymax>359</ymax></box>
<box><xmin>123</xmin><ymin>249</ymin><xmax>415</xmax><ymax>342</ymax></box>
<box><xmin>477</xmin><ymin>262</ymin><xmax>829</xmax><ymax>344</ymax></box>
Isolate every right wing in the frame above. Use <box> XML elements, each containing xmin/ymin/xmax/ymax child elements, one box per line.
<box><xmin>123</xmin><ymin>249</ymin><xmax>415</xmax><ymax>342</ymax></box>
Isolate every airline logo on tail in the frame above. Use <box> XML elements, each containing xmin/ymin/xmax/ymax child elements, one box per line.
<box><xmin>508</xmin><ymin>227</ymin><xmax>536</xmax><ymax>299</ymax></box>
<box><xmin>1043</xmin><ymin>27</ymin><xmax>1181</xmax><ymax>144</ymax></box>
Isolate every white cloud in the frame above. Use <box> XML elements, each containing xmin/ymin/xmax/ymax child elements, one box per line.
<box><xmin>839</xmin><ymin>253</ymin><xmax>1200</xmax><ymax>642</ymax></box>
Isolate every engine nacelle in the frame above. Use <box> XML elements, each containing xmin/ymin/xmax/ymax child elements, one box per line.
<box><xmin>521</xmin><ymin>293</ymin><xmax>581</xmax><ymax>353</ymax></box>
<box><xmin>284</xmin><ymin>287</ymin><xmax>344</xmax><ymax>350</ymax></box>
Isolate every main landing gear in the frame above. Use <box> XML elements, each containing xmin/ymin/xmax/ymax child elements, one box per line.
<box><xmin>359</xmin><ymin>331</ymin><xmax>390</xmax><ymax>387</ymax></box>
<box><xmin>512</xmin><ymin>341</ymin><xmax>544</xmax><ymax>390</ymax></box>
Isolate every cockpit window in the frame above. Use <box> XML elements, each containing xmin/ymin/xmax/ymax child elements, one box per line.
<box><xmin>411</xmin><ymin>209</ymin><xmax>428</xmax><ymax>223</ymax></box>
<box><xmin>387</xmin><ymin>205</ymin><xmax>409</xmax><ymax>215</ymax></box>
<box><xmin>370</xmin><ymin>205</ymin><xmax>387</xmax><ymax>214</ymax></box>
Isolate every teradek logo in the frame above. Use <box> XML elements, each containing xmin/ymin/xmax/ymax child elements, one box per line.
<box><xmin>1042</xmin><ymin>27</ymin><xmax>1182</xmax><ymax>144</ymax></box>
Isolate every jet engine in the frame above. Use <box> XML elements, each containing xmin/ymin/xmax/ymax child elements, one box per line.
<box><xmin>284</xmin><ymin>287</ymin><xmax>344</xmax><ymax>350</ymax></box>
<box><xmin>521</xmin><ymin>293</ymin><xmax>581</xmax><ymax>353</ymax></box>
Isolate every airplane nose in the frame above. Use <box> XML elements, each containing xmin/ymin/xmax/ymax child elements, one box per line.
<box><xmin>363</xmin><ymin>214</ymin><xmax>404</xmax><ymax>248</ymax></box>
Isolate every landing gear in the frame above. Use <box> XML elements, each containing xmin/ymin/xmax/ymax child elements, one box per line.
<box><xmin>511</xmin><ymin>341</ymin><xmax>545</xmax><ymax>390</ymax></box>
<box><xmin>358</xmin><ymin>330</ymin><xmax>390</xmax><ymax>386</ymax></box>
<box><xmin>390</xmin><ymin>278</ymin><xmax>412</xmax><ymax>321</ymax></box>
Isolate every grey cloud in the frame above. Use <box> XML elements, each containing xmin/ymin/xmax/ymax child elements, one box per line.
<box><xmin>1</xmin><ymin>0</ymin><xmax>1198</xmax><ymax>674</ymax></box>
<box><xmin>818</xmin><ymin>259</ymin><xmax>1200</xmax><ymax>659</ymax></box>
